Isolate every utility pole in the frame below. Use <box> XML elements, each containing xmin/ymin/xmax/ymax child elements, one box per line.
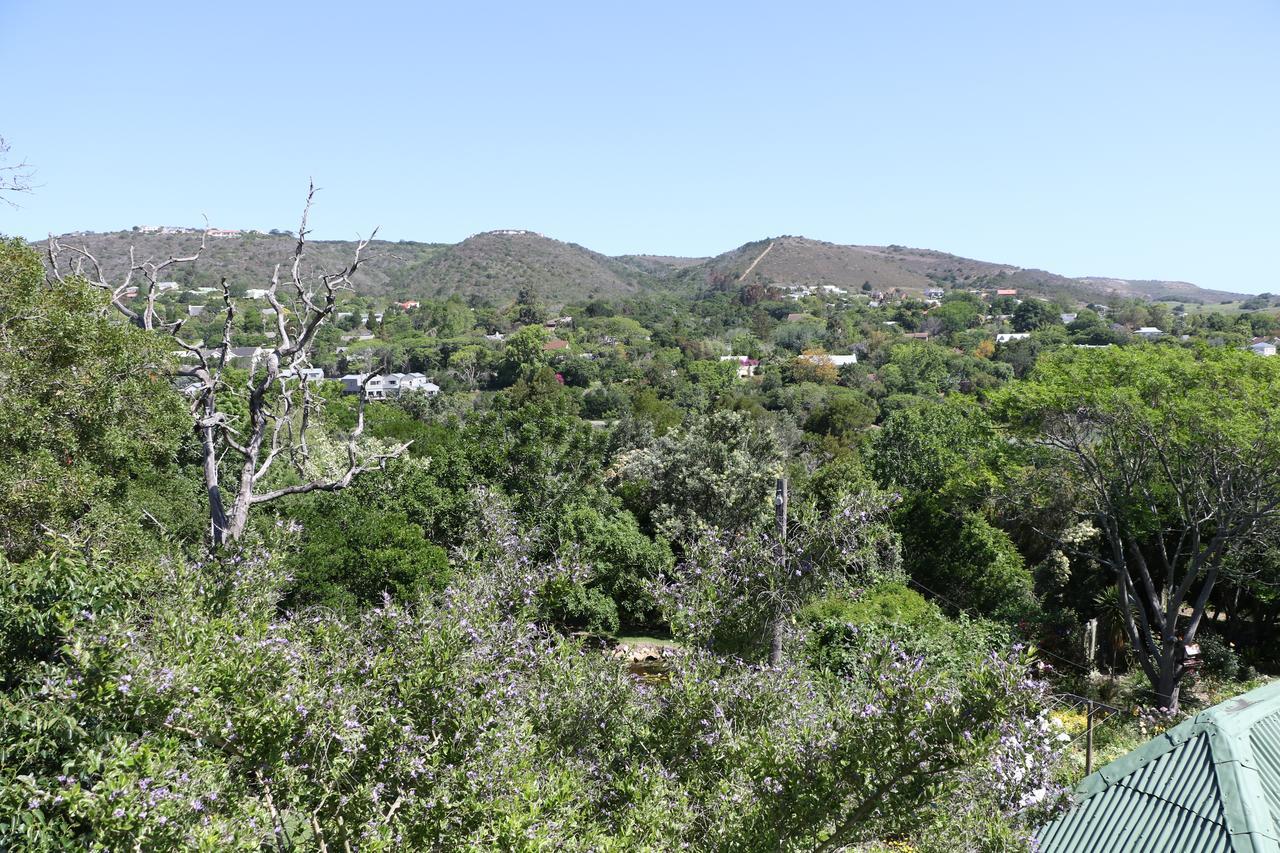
<box><xmin>1085</xmin><ymin>618</ymin><xmax>1098</xmax><ymax>674</ymax></box>
<box><xmin>771</xmin><ymin>477</ymin><xmax>788</xmax><ymax>666</ymax></box>
<box><xmin>1085</xmin><ymin>700</ymin><xmax>1095</xmax><ymax>777</ymax></box>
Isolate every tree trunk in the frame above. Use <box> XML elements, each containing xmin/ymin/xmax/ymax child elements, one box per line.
<box><xmin>1155</xmin><ymin>649</ymin><xmax>1180</xmax><ymax>713</ymax></box>
<box><xmin>201</xmin><ymin>402</ymin><xmax>229</xmax><ymax>548</ymax></box>
<box><xmin>771</xmin><ymin>477</ymin><xmax>788</xmax><ymax>666</ymax></box>
<box><xmin>770</xmin><ymin>621</ymin><xmax>784</xmax><ymax>667</ymax></box>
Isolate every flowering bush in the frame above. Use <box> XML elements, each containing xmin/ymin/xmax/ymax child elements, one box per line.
<box><xmin>0</xmin><ymin>503</ymin><xmax>1059</xmax><ymax>851</ymax></box>
<box><xmin>659</xmin><ymin>490</ymin><xmax>901</xmax><ymax>656</ymax></box>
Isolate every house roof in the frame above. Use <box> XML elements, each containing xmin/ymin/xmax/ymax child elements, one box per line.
<box><xmin>1038</xmin><ymin>679</ymin><xmax>1280</xmax><ymax>853</ymax></box>
<box><xmin>543</xmin><ymin>339</ymin><xmax>570</xmax><ymax>351</ymax></box>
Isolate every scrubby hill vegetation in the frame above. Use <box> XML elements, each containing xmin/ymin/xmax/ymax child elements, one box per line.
<box><xmin>387</xmin><ymin>229</ymin><xmax>667</xmax><ymax>304</ymax></box>
<box><xmin>40</xmin><ymin>227</ymin><xmax>1250</xmax><ymax>308</ymax></box>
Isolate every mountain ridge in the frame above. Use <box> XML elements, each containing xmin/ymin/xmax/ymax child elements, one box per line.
<box><xmin>33</xmin><ymin>229</ymin><xmax>1252</xmax><ymax>306</ymax></box>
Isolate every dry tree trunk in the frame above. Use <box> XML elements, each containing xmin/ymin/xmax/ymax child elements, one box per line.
<box><xmin>46</xmin><ymin>182</ymin><xmax>410</xmax><ymax>548</ymax></box>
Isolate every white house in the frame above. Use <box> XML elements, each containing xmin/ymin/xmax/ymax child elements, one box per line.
<box><xmin>244</xmin><ymin>288</ymin><xmax>270</xmax><ymax>300</ymax></box>
<box><xmin>199</xmin><ymin>346</ymin><xmax>261</xmax><ymax>365</ymax></box>
<box><xmin>156</xmin><ymin>281</ymin><xmax>180</xmax><ymax>292</ymax></box>
<box><xmin>1250</xmin><ymin>341</ymin><xmax>1277</xmax><ymax>357</ymax></box>
<box><xmin>341</xmin><ymin>372</ymin><xmax>440</xmax><ymax>399</ymax></box>
<box><xmin>279</xmin><ymin>366</ymin><xmax>325</xmax><ymax>383</ymax></box>
<box><xmin>1060</xmin><ymin>313</ymin><xmax>1078</xmax><ymax>325</ymax></box>
<box><xmin>718</xmin><ymin>355</ymin><xmax>760</xmax><ymax>379</ymax></box>
<box><xmin>996</xmin><ymin>333</ymin><xmax>1032</xmax><ymax>344</ymax></box>
<box><xmin>1135</xmin><ymin>326</ymin><xmax>1164</xmax><ymax>339</ymax></box>
<box><xmin>924</xmin><ymin>287</ymin><xmax>945</xmax><ymax>299</ymax></box>
<box><xmin>798</xmin><ymin>353</ymin><xmax>858</xmax><ymax>368</ymax></box>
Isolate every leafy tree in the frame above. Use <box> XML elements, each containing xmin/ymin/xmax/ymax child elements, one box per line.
<box><xmin>1012</xmin><ymin>299</ymin><xmax>1061</xmax><ymax>332</ymax></box>
<box><xmin>871</xmin><ymin>398</ymin><xmax>1003</xmax><ymax>502</ymax></box>
<box><xmin>551</xmin><ymin>502</ymin><xmax>672</xmax><ymax>626</ymax></box>
<box><xmin>877</xmin><ymin>342</ymin><xmax>950</xmax><ymax>397</ymax></box>
<box><xmin>793</xmin><ymin>348</ymin><xmax>839</xmax><ymax>384</ymax></box>
<box><xmin>498</xmin><ymin>324</ymin><xmax>550</xmax><ymax>383</ymax></box>
<box><xmin>932</xmin><ymin>299</ymin><xmax>982</xmax><ymax>334</ymax></box>
<box><xmin>894</xmin><ymin>500</ymin><xmax>1037</xmax><ymax>622</ymax></box>
<box><xmin>446</xmin><ymin>344</ymin><xmax>489</xmax><ymax>389</ymax></box>
<box><xmin>870</xmin><ymin>399</ymin><xmax>1034</xmax><ymax>621</ymax></box>
<box><xmin>516</xmin><ymin>284</ymin><xmax>543</xmax><ymax>326</ymax></box>
<box><xmin>616</xmin><ymin>410</ymin><xmax>783</xmax><ymax>541</ymax></box>
<box><xmin>994</xmin><ymin>346</ymin><xmax>1280</xmax><ymax>710</ymax></box>
<box><xmin>0</xmin><ymin>238</ymin><xmax>190</xmax><ymax>559</ymax></box>
<box><xmin>804</xmin><ymin>389</ymin><xmax>879</xmax><ymax>440</ymax></box>
<box><xmin>283</xmin><ymin>499</ymin><xmax>449</xmax><ymax>615</ymax></box>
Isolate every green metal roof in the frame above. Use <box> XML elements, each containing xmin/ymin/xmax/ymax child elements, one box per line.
<box><xmin>1039</xmin><ymin>680</ymin><xmax>1280</xmax><ymax>853</ymax></box>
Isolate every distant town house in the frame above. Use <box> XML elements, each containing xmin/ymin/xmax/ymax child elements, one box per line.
<box><xmin>543</xmin><ymin>339</ymin><xmax>570</xmax><ymax>352</ymax></box>
<box><xmin>1250</xmin><ymin>341</ymin><xmax>1277</xmax><ymax>357</ymax></box>
<box><xmin>340</xmin><ymin>372</ymin><xmax>439</xmax><ymax>399</ymax></box>
<box><xmin>718</xmin><ymin>355</ymin><xmax>760</xmax><ymax>379</ymax></box>
<box><xmin>798</xmin><ymin>352</ymin><xmax>858</xmax><ymax>367</ymax></box>
<box><xmin>278</xmin><ymin>366</ymin><xmax>325</xmax><ymax>383</ymax></box>
<box><xmin>197</xmin><ymin>346</ymin><xmax>262</xmax><ymax>366</ymax></box>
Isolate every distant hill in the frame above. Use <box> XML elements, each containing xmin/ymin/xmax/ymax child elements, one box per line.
<box><xmin>677</xmin><ymin>236</ymin><xmax>1251</xmax><ymax>304</ymax></box>
<box><xmin>386</xmin><ymin>230</ymin><xmax>673</xmax><ymax>304</ymax></box>
<box><xmin>1074</xmin><ymin>277</ymin><xmax>1246</xmax><ymax>304</ymax></box>
<box><xmin>37</xmin><ymin>229</ymin><xmax>1250</xmax><ymax>307</ymax></box>
<box><xmin>37</xmin><ymin>230</ymin><xmax>446</xmax><ymax>296</ymax></box>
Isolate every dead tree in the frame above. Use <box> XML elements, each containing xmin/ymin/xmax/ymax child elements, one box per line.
<box><xmin>0</xmin><ymin>136</ymin><xmax>36</xmax><ymax>206</ymax></box>
<box><xmin>47</xmin><ymin>184</ymin><xmax>409</xmax><ymax>546</ymax></box>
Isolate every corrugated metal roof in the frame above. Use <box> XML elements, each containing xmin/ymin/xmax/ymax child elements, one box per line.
<box><xmin>1038</xmin><ymin>680</ymin><xmax>1280</xmax><ymax>853</ymax></box>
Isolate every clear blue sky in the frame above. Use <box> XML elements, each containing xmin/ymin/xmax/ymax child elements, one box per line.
<box><xmin>2</xmin><ymin>0</ymin><xmax>1277</xmax><ymax>293</ymax></box>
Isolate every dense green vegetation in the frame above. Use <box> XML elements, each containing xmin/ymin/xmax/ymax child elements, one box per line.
<box><xmin>3</xmin><ymin>229</ymin><xmax>1280</xmax><ymax>850</ymax></box>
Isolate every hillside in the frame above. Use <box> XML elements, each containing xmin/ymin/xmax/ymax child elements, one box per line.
<box><xmin>678</xmin><ymin>236</ymin><xmax>1250</xmax><ymax>304</ymax></box>
<box><xmin>686</xmin><ymin>237</ymin><xmax>944</xmax><ymax>294</ymax></box>
<box><xmin>38</xmin><ymin>230</ymin><xmax>446</xmax><ymax>296</ymax></box>
<box><xmin>387</xmin><ymin>230</ymin><xmax>675</xmax><ymax>305</ymax></box>
<box><xmin>38</xmin><ymin>229</ymin><xmax>1250</xmax><ymax>307</ymax></box>
<box><xmin>1075</xmin><ymin>277</ymin><xmax>1247</xmax><ymax>304</ymax></box>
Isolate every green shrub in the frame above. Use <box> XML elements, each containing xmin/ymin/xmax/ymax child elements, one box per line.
<box><xmin>1196</xmin><ymin>632</ymin><xmax>1241</xmax><ymax>681</ymax></box>
<box><xmin>283</xmin><ymin>506</ymin><xmax>449</xmax><ymax>615</ymax></box>
<box><xmin>536</xmin><ymin>577</ymin><xmax>620</xmax><ymax>636</ymax></box>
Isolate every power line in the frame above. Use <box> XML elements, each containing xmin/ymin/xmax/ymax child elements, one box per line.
<box><xmin>904</xmin><ymin>575</ymin><xmax>1094</xmax><ymax>675</ymax></box>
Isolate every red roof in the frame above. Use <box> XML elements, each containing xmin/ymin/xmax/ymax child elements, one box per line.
<box><xmin>543</xmin><ymin>339</ymin><xmax>570</xmax><ymax>351</ymax></box>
